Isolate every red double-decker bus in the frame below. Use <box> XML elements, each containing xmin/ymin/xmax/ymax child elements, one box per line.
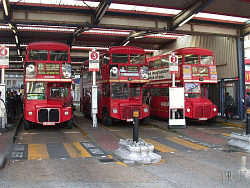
<box><xmin>80</xmin><ymin>46</ymin><xmax>150</xmax><ymax>126</ymax></box>
<box><xmin>146</xmin><ymin>47</ymin><xmax>218</xmax><ymax>123</ymax></box>
<box><xmin>245</xmin><ymin>58</ymin><xmax>250</xmax><ymax>93</ymax></box>
<box><xmin>23</xmin><ymin>41</ymin><xmax>73</xmax><ymax>130</ymax></box>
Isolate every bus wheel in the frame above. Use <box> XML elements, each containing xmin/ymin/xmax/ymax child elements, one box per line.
<box><xmin>102</xmin><ymin>109</ymin><xmax>112</xmax><ymax>127</ymax></box>
<box><xmin>24</xmin><ymin>119</ymin><xmax>30</xmax><ymax>130</ymax></box>
<box><xmin>67</xmin><ymin>119</ymin><xmax>73</xmax><ymax>129</ymax></box>
<box><xmin>142</xmin><ymin>116</ymin><xmax>150</xmax><ymax>126</ymax></box>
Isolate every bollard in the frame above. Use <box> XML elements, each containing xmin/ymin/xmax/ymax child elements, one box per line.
<box><xmin>133</xmin><ymin>110</ymin><xmax>139</xmax><ymax>143</ymax></box>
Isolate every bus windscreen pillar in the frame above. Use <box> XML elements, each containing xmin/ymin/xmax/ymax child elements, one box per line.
<box><xmin>168</xmin><ymin>87</ymin><xmax>186</xmax><ymax>129</ymax></box>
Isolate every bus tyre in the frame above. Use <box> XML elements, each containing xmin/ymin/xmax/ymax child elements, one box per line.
<box><xmin>142</xmin><ymin>116</ymin><xmax>150</xmax><ymax>126</ymax></box>
<box><xmin>67</xmin><ymin>119</ymin><xmax>73</xmax><ymax>129</ymax></box>
<box><xmin>102</xmin><ymin>109</ymin><xmax>112</xmax><ymax>127</ymax></box>
<box><xmin>24</xmin><ymin>119</ymin><xmax>30</xmax><ymax>130</ymax></box>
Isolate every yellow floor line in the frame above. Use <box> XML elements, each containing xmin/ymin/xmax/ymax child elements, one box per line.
<box><xmin>167</xmin><ymin>137</ymin><xmax>210</xmax><ymax>150</ymax></box>
<box><xmin>73</xmin><ymin>142</ymin><xmax>92</xmax><ymax>158</ymax></box>
<box><xmin>144</xmin><ymin>138</ymin><xmax>177</xmax><ymax>153</ymax></box>
<box><xmin>221</xmin><ymin>133</ymin><xmax>231</xmax><ymax>137</ymax></box>
<box><xmin>63</xmin><ymin>142</ymin><xmax>89</xmax><ymax>158</ymax></box>
<box><xmin>28</xmin><ymin>144</ymin><xmax>50</xmax><ymax>160</ymax></box>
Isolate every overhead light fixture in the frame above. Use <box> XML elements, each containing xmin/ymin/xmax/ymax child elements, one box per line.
<box><xmin>178</xmin><ymin>14</ymin><xmax>196</xmax><ymax>27</ymax></box>
<box><xmin>123</xmin><ymin>41</ymin><xmax>130</xmax><ymax>46</ymax></box>
<box><xmin>3</xmin><ymin>0</ymin><xmax>9</xmax><ymax>16</ymax></box>
<box><xmin>134</xmin><ymin>36</ymin><xmax>144</xmax><ymax>39</ymax></box>
<box><xmin>15</xmin><ymin>36</ymin><xmax>19</xmax><ymax>44</ymax></box>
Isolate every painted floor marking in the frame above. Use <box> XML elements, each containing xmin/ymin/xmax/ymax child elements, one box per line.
<box><xmin>144</xmin><ymin>138</ymin><xmax>177</xmax><ymax>153</ymax></box>
<box><xmin>167</xmin><ymin>137</ymin><xmax>210</xmax><ymax>150</ymax></box>
<box><xmin>64</xmin><ymin>142</ymin><xmax>92</xmax><ymax>158</ymax></box>
<box><xmin>28</xmin><ymin>144</ymin><xmax>50</xmax><ymax>160</ymax></box>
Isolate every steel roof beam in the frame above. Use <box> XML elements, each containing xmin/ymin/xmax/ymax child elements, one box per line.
<box><xmin>169</xmin><ymin>0</ymin><xmax>215</xmax><ymax>31</ymax></box>
<box><xmin>242</xmin><ymin>21</ymin><xmax>250</xmax><ymax>36</ymax></box>
<box><xmin>2</xmin><ymin>0</ymin><xmax>21</xmax><ymax>57</ymax></box>
<box><xmin>68</xmin><ymin>26</ymin><xmax>90</xmax><ymax>48</ymax></box>
<box><xmin>93</xmin><ymin>0</ymin><xmax>113</xmax><ymax>25</ymax></box>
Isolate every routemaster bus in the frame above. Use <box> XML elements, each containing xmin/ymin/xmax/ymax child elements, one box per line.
<box><xmin>146</xmin><ymin>47</ymin><xmax>218</xmax><ymax>123</ymax></box>
<box><xmin>23</xmin><ymin>41</ymin><xmax>73</xmax><ymax>130</ymax></box>
<box><xmin>245</xmin><ymin>58</ymin><xmax>250</xmax><ymax>93</ymax></box>
<box><xmin>80</xmin><ymin>46</ymin><xmax>150</xmax><ymax>126</ymax></box>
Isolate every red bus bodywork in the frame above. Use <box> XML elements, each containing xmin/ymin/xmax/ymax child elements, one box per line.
<box><xmin>23</xmin><ymin>42</ymin><xmax>73</xmax><ymax>130</ymax></box>
<box><xmin>80</xmin><ymin>46</ymin><xmax>150</xmax><ymax>126</ymax></box>
<box><xmin>147</xmin><ymin>47</ymin><xmax>218</xmax><ymax>123</ymax></box>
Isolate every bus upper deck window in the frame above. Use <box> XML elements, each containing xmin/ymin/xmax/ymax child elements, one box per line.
<box><xmin>149</xmin><ymin>61</ymin><xmax>154</xmax><ymax>69</ymax></box>
<box><xmin>112</xmin><ymin>54</ymin><xmax>128</xmax><ymax>64</ymax></box>
<box><xmin>50</xmin><ymin>51</ymin><xmax>68</xmax><ymax>61</ymax></box>
<box><xmin>178</xmin><ymin>55</ymin><xmax>182</xmax><ymax>64</ymax></box>
<box><xmin>200</xmin><ymin>56</ymin><xmax>214</xmax><ymax>65</ymax></box>
<box><xmin>184</xmin><ymin>55</ymin><xmax>199</xmax><ymax>64</ymax></box>
<box><xmin>130</xmin><ymin>54</ymin><xmax>145</xmax><ymax>64</ymax></box>
<box><xmin>154</xmin><ymin>59</ymin><xmax>161</xmax><ymax>69</ymax></box>
<box><xmin>162</xmin><ymin>58</ymin><xmax>169</xmax><ymax>67</ymax></box>
<box><xmin>29</xmin><ymin>50</ymin><xmax>48</xmax><ymax>61</ymax></box>
<box><xmin>103</xmin><ymin>55</ymin><xmax>110</xmax><ymax>64</ymax></box>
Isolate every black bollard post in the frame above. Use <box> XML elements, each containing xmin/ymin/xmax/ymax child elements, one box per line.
<box><xmin>247</xmin><ymin>109</ymin><xmax>250</xmax><ymax>135</ymax></box>
<box><xmin>133</xmin><ymin>110</ymin><xmax>139</xmax><ymax>143</ymax></box>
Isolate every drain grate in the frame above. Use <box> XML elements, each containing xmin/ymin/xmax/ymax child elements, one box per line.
<box><xmin>98</xmin><ymin>158</ymin><xmax>115</xmax><ymax>163</ymax></box>
<box><xmin>221</xmin><ymin>149</ymin><xmax>237</xmax><ymax>153</ymax></box>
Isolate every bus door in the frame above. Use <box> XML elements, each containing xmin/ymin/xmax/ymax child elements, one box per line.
<box><xmin>158</xmin><ymin>85</ymin><xmax>170</xmax><ymax>119</ymax></box>
<box><xmin>151</xmin><ymin>85</ymin><xmax>161</xmax><ymax>117</ymax></box>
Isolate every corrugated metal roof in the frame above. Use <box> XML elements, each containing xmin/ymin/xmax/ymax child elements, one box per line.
<box><xmin>112</xmin><ymin>0</ymin><xmax>250</xmax><ymax>17</ymax></box>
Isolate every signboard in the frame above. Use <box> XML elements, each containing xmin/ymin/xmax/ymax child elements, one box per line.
<box><xmin>149</xmin><ymin>68</ymin><xmax>171</xmax><ymax>80</ymax></box>
<box><xmin>169</xmin><ymin>87</ymin><xmax>186</xmax><ymax>128</ymax></box>
<box><xmin>89</xmin><ymin>51</ymin><xmax>99</xmax><ymax>72</ymax></box>
<box><xmin>0</xmin><ymin>45</ymin><xmax>9</xmax><ymax>68</ymax></box>
<box><xmin>169</xmin><ymin>87</ymin><xmax>184</xmax><ymax>108</ymax></box>
<box><xmin>169</xmin><ymin>54</ymin><xmax>178</xmax><ymax>74</ymax></box>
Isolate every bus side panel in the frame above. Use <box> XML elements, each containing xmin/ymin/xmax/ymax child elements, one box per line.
<box><xmin>157</xmin><ymin>96</ymin><xmax>169</xmax><ymax>119</ymax></box>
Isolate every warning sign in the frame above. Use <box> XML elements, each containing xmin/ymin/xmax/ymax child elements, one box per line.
<box><xmin>169</xmin><ymin>54</ymin><xmax>178</xmax><ymax>74</ymax></box>
<box><xmin>0</xmin><ymin>45</ymin><xmax>9</xmax><ymax>68</ymax></box>
<box><xmin>89</xmin><ymin>51</ymin><xmax>99</xmax><ymax>72</ymax></box>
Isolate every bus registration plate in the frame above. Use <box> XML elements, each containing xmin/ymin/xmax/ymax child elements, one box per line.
<box><xmin>127</xmin><ymin>119</ymin><xmax>133</xmax><ymax>122</ymax></box>
<box><xmin>198</xmin><ymin>118</ymin><xmax>207</xmax><ymax>121</ymax></box>
<box><xmin>43</xmin><ymin>122</ymin><xmax>55</xmax><ymax>125</ymax></box>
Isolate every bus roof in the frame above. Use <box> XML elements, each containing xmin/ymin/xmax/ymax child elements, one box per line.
<box><xmin>27</xmin><ymin>41</ymin><xmax>70</xmax><ymax>51</ymax></box>
<box><xmin>102</xmin><ymin>46</ymin><xmax>145</xmax><ymax>55</ymax></box>
<box><xmin>174</xmin><ymin>47</ymin><xmax>214</xmax><ymax>56</ymax></box>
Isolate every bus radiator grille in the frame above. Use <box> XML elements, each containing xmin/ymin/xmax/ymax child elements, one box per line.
<box><xmin>203</xmin><ymin>106</ymin><xmax>211</xmax><ymax>118</ymax></box>
<box><xmin>38</xmin><ymin>108</ymin><xmax>59</xmax><ymax>123</ymax></box>
<box><xmin>121</xmin><ymin>107</ymin><xmax>141</xmax><ymax>120</ymax></box>
<box><xmin>194</xmin><ymin>106</ymin><xmax>211</xmax><ymax>118</ymax></box>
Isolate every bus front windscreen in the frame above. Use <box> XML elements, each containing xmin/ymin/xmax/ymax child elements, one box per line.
<box><xmin>50</xmin><ymin>87</ymin><xmax>69</xmax><ymax>98</ymax></box>
<box><xmin>26</xmin><ymin>82</ymin><xmax>46</xmax><ymax>100</ymax></box>
<box><xmin>111</xmin><ymin>83</ymin><xmax>128</xmax><ymax>99</ymax></box>
<box><xmin>184</xmin><ymin>83</ymin><xmax>201</xmax><ymax>98</ymax></box>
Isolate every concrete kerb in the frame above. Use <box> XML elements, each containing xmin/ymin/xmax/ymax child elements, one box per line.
<box><xmin>0</xmin><ymin>114</ymin><xmax>23</xmax><ymax>169</ymax></box>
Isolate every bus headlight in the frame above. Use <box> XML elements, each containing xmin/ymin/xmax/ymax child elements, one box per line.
<box><xmin>213</xmin><ymin>108</ymin><xmax>217</xmax><ymax>112</ymax></box>
<box><xmin>143</xmin><ymin>108</ymin><xmax>148</xmax><ymax>113</ymax></box>
<box><xmin>186</xmin><ymin>108</ymin><xmax>191</xmax><ymax>113</ymax></box>
<box><xmin>65</xmin><ymin>111</ymin><xmax>69</xmax><ymax>115</ymax></box>
<box><xmin>113</xmin><ymin>108</ymin><xmax>118</xmax><ymax>114</ymax></box>
<box><xmin>28</xmin><ymin>111</ymin><xmax>32</xmax><ymax>115</ymax></box>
